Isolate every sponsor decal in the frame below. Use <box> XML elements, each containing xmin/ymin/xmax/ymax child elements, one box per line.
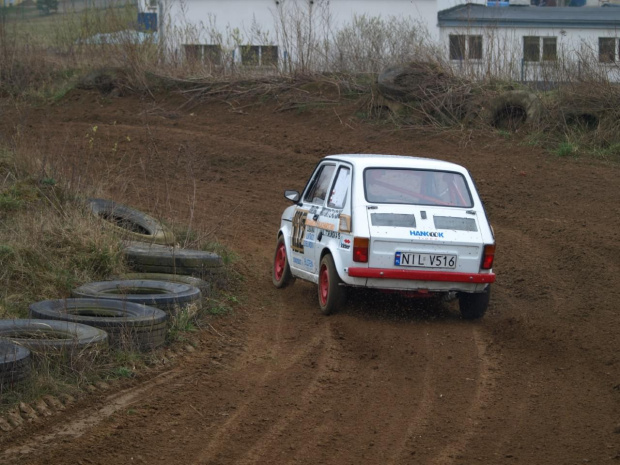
<box><xmin>292</xmin><ymin>209</ymin><xmax>308</xmax><ymax>253</ymax></box>
<box><xmin>322</xmin><ymin>230</ymin><xmax>341</xmax><ymax>239</ymax></box>
<box><xmin>302</xmin><ymin>239</ymin><xmax>314</xmax><ymax>249</ymax></box>
<box><xmin>304</xmin><ymin>258</ymin><xmax>313</xmax><ymax>268</ymax></box>
<box><xmin>409</xmin><ymin>230</ymin><xmax>444</xmax><ymax>238</ymax></box>
<box><xmin>340</xmin><ymin>241</ymin><xmax>351</xmax><ymax>250</ymax></box>
<box><xmin>343</xmin><ymin>238</ymin><xmax>351</xmax><ymax>244</ymax></box>
<box><xmin>293</xmin><ymin>257</ymin><xmax>303</xmax><ymax>265</ymax></box>
<box><xmin>305</xmin><ymin>219</ymin><xmax>335</xmax><ymax>231</ymax></box>
<box><xmin>308</xmin><ymin>206</ymin><xmax>339</xmax><ymax>218</ymax></box>
<box><xmin>319</xmin><ymin>207</ymin><xmax>340</xmax><ymax>219</ymax></box>
<box><xmin>306</xmin><ymin>226</ymin><xmax>315</xmax><ymax>233</ymax></box>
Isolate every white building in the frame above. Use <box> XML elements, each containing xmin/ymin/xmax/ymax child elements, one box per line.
<box><xmin>153</xmin><ymin>0</ymin><xmax>485</xmax><ymax>70</ymax></box>
<box><xmin>438</xmin><ymin>4</ymin><xmax>620</xmax><ymax>82</ymax></box>
<box><xmin>149</xmin><ymin>0</ymin><xmax>620</xmax><ymax>81</ymax></box>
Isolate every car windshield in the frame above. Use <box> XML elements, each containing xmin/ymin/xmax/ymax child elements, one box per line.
<box><xmin>364</xmin><ymin>168</ymin><xmax>473</xmax><ymax>207</ymax></box>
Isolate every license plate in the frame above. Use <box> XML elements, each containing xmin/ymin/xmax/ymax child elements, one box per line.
<box><xmin>395</xmin><ymin>252</ymin><xmax>457</xmax><ymax>269</ymax></box>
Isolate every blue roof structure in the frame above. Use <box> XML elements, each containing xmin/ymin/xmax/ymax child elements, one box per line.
<box><xmin>438</xmin><ymin>3</ymin><xmax>620</xmax><ymax>28</ymax></box>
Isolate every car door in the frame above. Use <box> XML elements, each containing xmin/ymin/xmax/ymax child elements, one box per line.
<box><xmin>289</xmin><ymin>162</ymin><xmax>337</xmax><ymax>276</ymax></box>
<box><xmin>308</xmin><ymin>164</ymin><xmax>353</xmax><ymax>269</ymax></box>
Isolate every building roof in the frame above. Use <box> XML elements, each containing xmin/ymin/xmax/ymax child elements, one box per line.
<box><xmin>438</xmin><ymin>3</ymin><xmax>620</xmax><ymax>28</ymax></box>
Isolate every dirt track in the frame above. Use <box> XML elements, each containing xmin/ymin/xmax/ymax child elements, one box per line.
<box><xmin>0</xmin><ymin>89</ymin><xmax>619</xmax><ymax>464</ymax></box>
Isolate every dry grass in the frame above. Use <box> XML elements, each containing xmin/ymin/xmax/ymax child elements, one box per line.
<box><xmin>0</xmin><ymin>147</ymin><xmax>128</xmax><ymax>319</ymax></box>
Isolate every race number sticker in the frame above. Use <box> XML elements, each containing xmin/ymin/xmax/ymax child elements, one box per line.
<box><xmin>291</xmin><ymin>209</ymin><xmax>308</xmax><ymax>254</ymax></box>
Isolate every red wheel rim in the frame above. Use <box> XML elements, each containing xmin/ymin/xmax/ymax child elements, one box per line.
<box><xmin>319</xmin><ymin>263</ymin><xmax>329</xmax><ymax>306</ymax></box>
<box><xmin>274</xmin><ymin>242</ymin><xmax>286</xmax><ymax>281</ymax></box>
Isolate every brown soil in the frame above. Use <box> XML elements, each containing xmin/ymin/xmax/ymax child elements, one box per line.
<box><xmin>0</xmin><ymin>88</ymin><xmax>619</xmax><ymax>464</ymax></box>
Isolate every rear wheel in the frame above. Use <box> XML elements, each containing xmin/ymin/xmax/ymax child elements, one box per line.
<box><xmin>318</xmin><ymin>254</ymin><xmax>346</xmax><ymax>315</ymax></box>
<box><xmin>273</xmin><ymin>236</ymin><xmax>293</xmax><ymax>288</ymax></box>
<box><xmin>459</xmin><ymin>285</ymin><xmax>491</xmax><ymax>320</ymax></box>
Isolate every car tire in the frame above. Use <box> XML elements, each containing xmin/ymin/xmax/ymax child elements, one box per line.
<box><xmin>318</xmin><ymin>254</ymin><xmax>347</xmax><ymax>316</ymax></box>
<box><xmin>29</xmin><ymin>299</ymin><xmax>168</xmax><ymax>351</ymax></box>
<box><xmin>116</xmin><ymin>273</ymin><xmax>211</xmax><ymax>296</ymax></box>
<box><xmin>459</xmin><ymin>286</ymin><xmax>491</xmax><ymax>320</ymax></box>
<box><xmin>0</xmin><ymin>341</ymin><xmax>31</xmax><ymax>387</ymax></box>
<box><xmin>88</xmin><ymin>198</ymin><xmax>175</xmax><ymax>246</ymax></box>
<box><xmin>0</xmin><ymin>319</ymin><xmax>108</xmax><ymax>354</ymax></box>
<box><xmin>123</xmin><ymin>242</ymin><xmax>223</xmax><ymax>277</ymax></box>
<box><xmin>273</xmin><ymin>235</ymin><xmax>293</xmax><ymax>288</ymax></box>
<box><xmin>72</xmin><ymin>279</ymin><xmax>202</xmax><ymax>312</ymax></box>
<box><xmin>377</xmin><ymin>62</ymin><xmax>445</xmax><ymax>102</ymax></box>
<box><xmin>485</xmin><ymin>91</ymin><xmax>542</xmax><ymax>130</ymax></box>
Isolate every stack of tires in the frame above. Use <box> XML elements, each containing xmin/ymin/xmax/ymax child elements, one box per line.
<box><xmin>375</xmin><ymin>62</ymin><xmax>543</xmax><ymax>129</ymax></box>
<box><xmin>0</xmin><ymin>320</ymin><xmax>108</xmax><ymax>388</ymax></box>
<box><xmin>1</xmin><ymin>341</ymin><xmax>32</xmax><ymax>389</ymax></box>
<box><xmin>0</xmin><ymin>199</ymin><xmax>224</xmax><ymax>387</ymax></box>
<box><xmin>78</xmin><ymin>199</ymin><xmax>221</xmax><ymax>347</ymax></box>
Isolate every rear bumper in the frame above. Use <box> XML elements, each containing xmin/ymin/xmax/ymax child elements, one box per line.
<box><xmin>347</xmin><ymin>267</ymin><xmax>495</xmax><ymax>284</ymax></box>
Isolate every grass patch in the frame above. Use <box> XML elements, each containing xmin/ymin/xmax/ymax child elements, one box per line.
<box><xmin>555</xmin><ymin>140</ymin><xmax>578</xmax><ymax>158</ymax></box>
<box><xmin>0</xmin><ymin>144</ymin><xmax>232</xmax><ymax>413</ymax></box>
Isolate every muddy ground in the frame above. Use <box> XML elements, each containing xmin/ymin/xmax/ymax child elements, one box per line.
<box><xmin>0</xmin><ymin>87</ymin><xmax>618</xmax><ymax>464</ymax></box>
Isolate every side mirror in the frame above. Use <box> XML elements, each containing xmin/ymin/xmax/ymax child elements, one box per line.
<box><xmin>284</xmin><ymin>190</ymin><xmax>300</xmax><ymax>203</ymax></box>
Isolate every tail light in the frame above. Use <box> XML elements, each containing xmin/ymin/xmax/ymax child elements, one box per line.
<box><xmin>481</xmin><ymin>244</ymin><xmax>495</xmax><ymax>270</ymax></box>
<box><xmin>353</xmin><ymin>237</ymin><xmax>369</xmax><ymax>263</ymax></box>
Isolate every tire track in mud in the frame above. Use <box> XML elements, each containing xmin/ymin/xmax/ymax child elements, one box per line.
<box><xmin>424</xmin><ymin>328</ymin><xmax>499</xmax><ymax>465</ymax></box>
<box><xmin>228</xmin><ymin>325</ymin><xmax>344</xmax><ymax>465</ymax></box>
<box><xmin>1</xmin><ymin>369</ymin><xmax>183</xmax><ymax>462</ymax></box>
<box><xmin>278</xmin><ymin>318</ymin><xmax>476</xmax><ymax>465</ymax></box>
<box><xmin>189</xmin><ymin>294</ymin><xmax>340</xmax><ymax>464</ymax></box>
<box><xmin>383</xmin><ymin>329</ymin><xmax>443</xmax><ymax>465</ymax></box>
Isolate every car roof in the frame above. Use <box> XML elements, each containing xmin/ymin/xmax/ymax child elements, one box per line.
<box><xmin>323</xmin><ymin>154</ymin><xmax>468</xmax><ymax>172</ymax></box>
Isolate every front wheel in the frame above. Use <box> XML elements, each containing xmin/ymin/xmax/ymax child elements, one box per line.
<box><xmin>318</xmin><ymin>254</ymin><xmax>347</xmax><ymax>315</ymax></box>
<box><xmin>273</xmin><ymin>235</ymin><xmax>293</xmax><ymax>288</ymax></box>
<box><xmin>459</xmin><ymin>285</ymin><xmax>491</xmax><ymax>320</ymax></box>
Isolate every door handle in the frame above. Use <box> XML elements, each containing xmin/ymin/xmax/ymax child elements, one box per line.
<box><xmin>317</xmin><ymin>232</ymin><xmax>323</xmax><ymax>242</ymax></box>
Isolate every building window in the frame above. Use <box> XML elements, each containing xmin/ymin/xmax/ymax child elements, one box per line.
<box><xmin>599</xmin><ymin>38</ymin><xmax>616</xmax><ymax>63</ymax></box>
<box><xmin>261</xmin><ymin>46</ymin><xmax>278</xmax><ymax>66</ymax></box>
<box><xmin>449</xmin><ymin>35</ymin><xmax>466</xmax><ymax>60</ymax></box>
<box><xmin>449</xmin><ymin>35</ymin><xmax>482</xmax><ymax>61</ymax></box>
<box><xmin>542</xmin><ymin>37</ymin><xmax>557</xmax><ymax>61</ymax></box>
<box><xmin>183</xmin><ymin>44</ymin><xmax>222</xmax><ymax>65</ymax></box>
<box><xmin>523</xmin><ymin>36</ymin><xmax>540</xmax><ymax>62</ymax></box>
<box><xmin>468</xmin><ymin>35</ymin><xmax>482</xmax><ymax>60</ymax></box>
<box><xmin>523</xmin><ymin>36</ymin><xmax>557</xmax><ymax>62</ymax></box>
<box><xmin>241</xmin><ymin>45</ymin><xmax>278</xmax><ymax>67</ymax></box>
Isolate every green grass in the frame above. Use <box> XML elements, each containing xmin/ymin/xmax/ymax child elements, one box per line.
<box><xmin>1</xmin><ymin>1</ymin><xmax>137</xmax><ymax>46</ymax></box>
<box><xmin>592</xmin><ymin>142</ymin><xmax>620</xmax><ymax>161</ymax></box>
<box><xmin>555</xmin><ymin>141</ymin><xmax>577</xmax><ymax>158</ymax></box>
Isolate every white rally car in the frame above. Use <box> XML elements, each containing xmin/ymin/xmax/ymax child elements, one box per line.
<box><xmin>272</xmin><ymin>154</ymin><xmax>496</xmax><ymax>319</ymax></box>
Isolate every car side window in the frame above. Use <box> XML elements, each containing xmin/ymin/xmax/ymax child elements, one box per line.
<box><xmin>304</xmin><ymin>164</ymin><xmax>336</xmax><ymax>204</ymax></box>
<box><xmin>328</xmin><ymin>166</ymin><xmax>351</xmax><ymax>209</ymax></box>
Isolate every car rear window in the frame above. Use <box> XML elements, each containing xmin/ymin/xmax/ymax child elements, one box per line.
<box><xmin>364</xmin><ymin>168</ymin><xmax>473</xmax><ymax>208</ymax></box>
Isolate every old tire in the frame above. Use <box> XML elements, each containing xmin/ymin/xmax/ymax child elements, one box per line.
<box><xmin>123</xmin><ymin>242</ymin><xmax>223</xmax><ymax>277</ymax></box>
<box><xmin>459</xmin><ymin>286</ymin><xmax>491</xmax><ymax>320</ymax></box>
<box><xmin>273</xmin><ymin>235</ymin><xmax>293</xmax><ymax>288</ymax></box>
<box><xmin>72</xmin><ymin>280</ymin><xmax>202</xmax><ymax>312</ymax></box>
<box><xmin>117</xmin><ymin>273</ymin><xmax>210</xmax><ymax>296</ymax></box>
<box><xmin>88</xmin><ymin>198</ymin><xmax>175</xmax><ymax>246</ymax></box>
<box><xmin>377</xmin><ymin>62</ymin><xmax>446</xmax><ymax>102</ymax></box>
<box><xmin>485</xmin><ymin>91</ymin><xmax>542</xmax><ymax>130</ymax></box>
<box><xmin>318</xmin><ymin>254</ymin><xmax>347</xmax><ymax>316</ymax></box>
<box><xmin>29</xmin><ymin>299</ymin><xmax>168</xmax><ymax>351</ymax></box>
<box><xmin>0</xmin><ymin>341</ymin><xmax>31</xmax><ymax>386</ymax></box>
<box><xmin>0</xmin><ymin>319</ymin><xmax>108</xmax><ymax>354</ymax></box>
